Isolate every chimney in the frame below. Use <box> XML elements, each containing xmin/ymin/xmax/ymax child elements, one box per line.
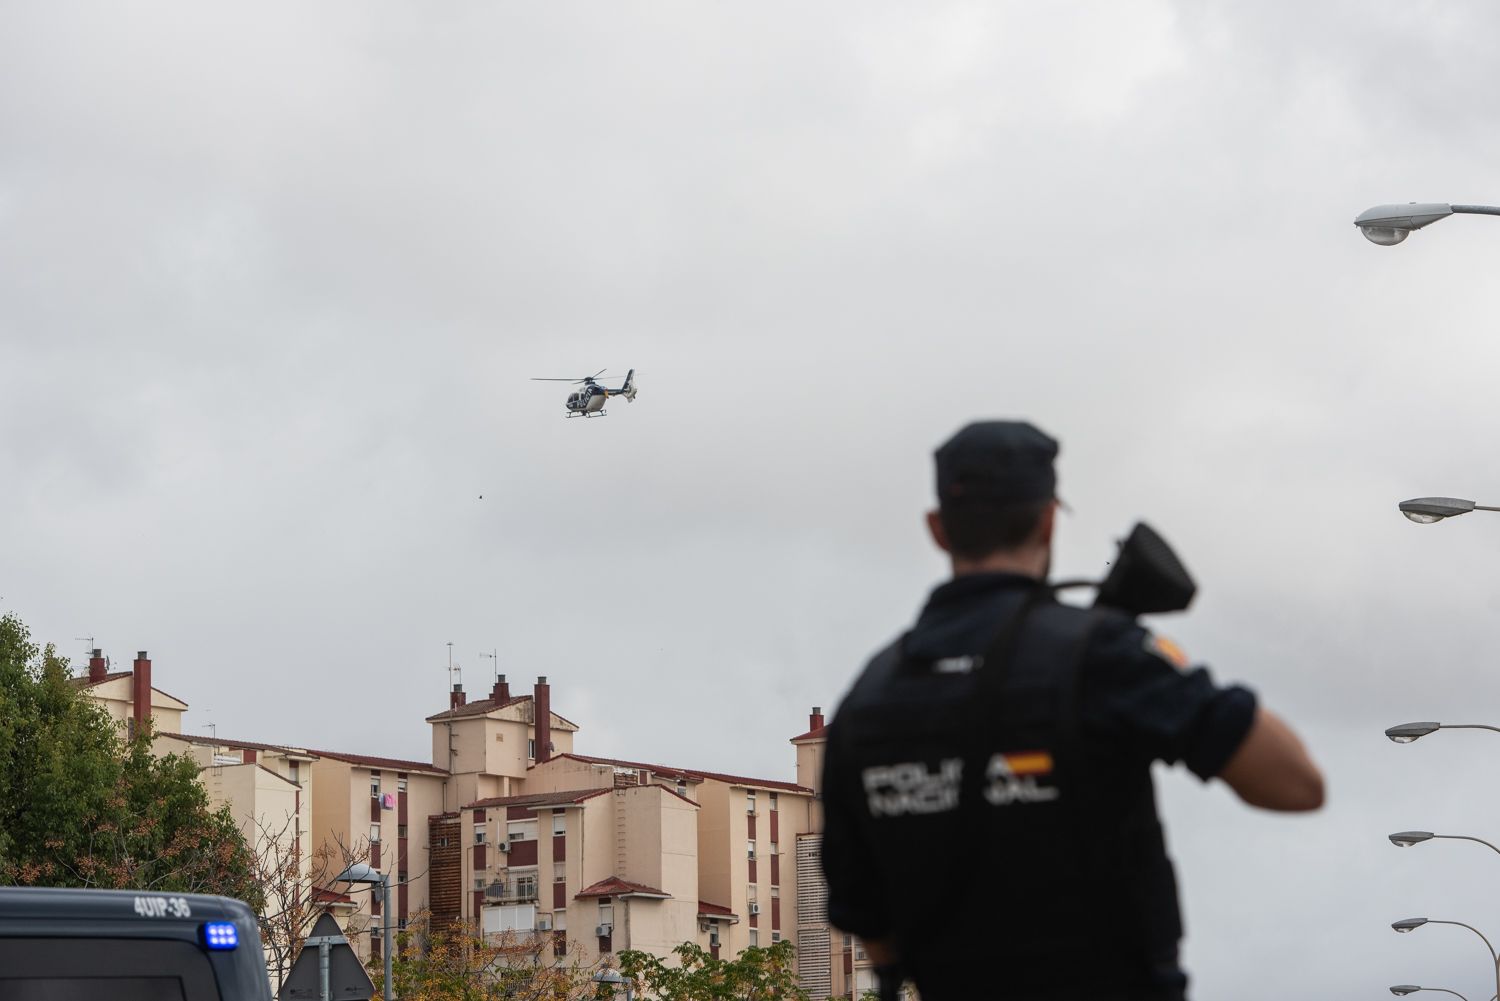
<box><xmin>88</xmin><ymin>648</ymin><xmax>107</xmax><ymax>684</ymax></box>
<box><xmin>534</xmin><ymin>676</ymin><xmax>552</xmax><ymax>763</ymax></box>
<box><xmin>450</xmin><ymin>683</ymin><xmax>466</xmax><ymax>710</ymax></box>
<box><xmin>132</xmin><ymin>651</ymin><xmax>151</xmax><ymax>734</ymax></box>
<box><xmin>491</xmin><ymin>673</ymin><xmax>510</xmax><ymax>703</ymax></box>
<box><xmin>809</xmin><ymin>706</ymin><xmax>825</xmax><ymax>732</ymax></box>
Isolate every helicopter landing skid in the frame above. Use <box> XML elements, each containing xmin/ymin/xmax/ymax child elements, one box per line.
<box><xmin>566</xmin><ymin>410</ymin><xmax>608</xmax><ymax>418</ymax></box>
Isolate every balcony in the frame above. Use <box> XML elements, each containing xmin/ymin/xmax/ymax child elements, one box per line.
<box><xmin>484</xmin><ymin>883</ymin><xmax>540</xmax><ymax>904</ymax></box>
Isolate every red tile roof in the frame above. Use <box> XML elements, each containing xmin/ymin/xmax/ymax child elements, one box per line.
<box><xmin>575</xmin><ymin>876</ymin><xmax>670</xmax><ymax>900</ymax></box>
<box><xmin>159</xmin><ymin>732</ymin><xmax>316</xmax><ymax>757</ymax></box>
<box><xmin>789</xmin><ymin>725</ymin><xmax>827</xmax><ymax>743</ymax></box>
<box><xmin>424</xmin><ymin>694</ymin><xmax>580</xmax><ymax>730</ymax></box>
<box><xmin>697</xmin><ymin>900</ymin><xmax>736</xmax><ymax>918</ymax></box>
<box><xmin>313</xmin><ymin>887</ymin><xmax>353</xmax><ymax>904</ymax></box>
<box><xmin>464</xmin><ymin>788</ymin><xmax>612</xmax><ymax>811</ymax></box>
<box><xmin>70</xmin><ymin>672</ymin><xmax>190</xmax><ymax>706</ymax></box>
<box><xmin>552</xmin><ymin>753</ymin><xmax>810</xmax><ymax>795</ymax></box>
<box><xmin>305</xmin><ymin>748</ymin><xmax>448</xmax><ymax>776</ymax></box>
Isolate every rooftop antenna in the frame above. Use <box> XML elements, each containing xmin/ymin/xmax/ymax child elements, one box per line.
<box><xmin>480</xmin><ymin>649</ymin><xmax>499</xmax><ymax>684</ymax></box>
<box><xmin>73</xmin><ymin>636</ymin><xmax>97</xmax><ymax>676</ymax></box>
<box><xmin>447</xmin><ymin>641</ymin><xmax>458</xmax><ymax>695</ymax></box>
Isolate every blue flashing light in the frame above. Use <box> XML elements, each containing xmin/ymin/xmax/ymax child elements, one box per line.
<box><xmin>202</xmin><ymin>921</ymin><xmax>239</xmax><ymax>950</ymax></box>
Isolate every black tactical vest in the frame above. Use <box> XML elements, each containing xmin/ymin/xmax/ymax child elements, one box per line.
<box><xmin>832</xmin><ymin>587</ymin><xmax>1186</xmax><ymax>1001</ymax></box>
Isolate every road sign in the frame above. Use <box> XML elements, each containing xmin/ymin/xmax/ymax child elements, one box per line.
<box><xmin>279</xmin><ymin>913</ymin><xmax>375</xmax><ymax>1001</ymax></box>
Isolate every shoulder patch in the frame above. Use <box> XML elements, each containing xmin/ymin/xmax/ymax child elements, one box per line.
<box><xmin>1144</xmin><ymin>632</ymin><xmax>1190</xmax><ymax>669</ymax></box>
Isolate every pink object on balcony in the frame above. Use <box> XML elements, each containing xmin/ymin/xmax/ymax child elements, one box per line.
<box><xmin>382</xmin><ymin>792</ymin><xmax>396</xmax><ymax>809</ymax></box>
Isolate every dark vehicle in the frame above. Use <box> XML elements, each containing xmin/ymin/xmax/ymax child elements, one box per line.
<box><xmin>0</xmin><ymin>886</ymin><xmax>273</xmax><ymax>1001</ymax></box>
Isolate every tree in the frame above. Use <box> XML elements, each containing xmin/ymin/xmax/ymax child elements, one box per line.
<box><xmin>616</xmin><ymin>941</ymin><xmax>809</xmax><ymax>1001</ymax></box>
<box><xmin>0</xmin><ymin>612</ymin><xmax>262</xmax><ymax>907</ymax></box>
<box><xmin>249</xmin><ymin>819</ymin><xmax>371</xmax><ymax>991</ymax></box>
<box><xmin>377</xmin><ymin>912</ymin><xmax>606</xmax><ymax>1001</ymax></box>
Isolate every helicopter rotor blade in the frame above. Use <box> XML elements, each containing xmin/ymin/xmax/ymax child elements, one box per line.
<box><xmin>531</xmin><ymin>377</ymin><xmax>586</xmax><ymax>382</ymax></box>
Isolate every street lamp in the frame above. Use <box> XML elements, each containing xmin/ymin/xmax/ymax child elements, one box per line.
<box><xmin>336</xmin><ymin>863</ymin><xmax>393</xmax><ymax>1001</ymax></box>
<box><xmin>1390</xmin><ymin>831</ymin><xmax>1500</xmax><ymax>857</ymax></box>
<box><xmin>1398</xmin><ymin>497</ymin><xmax>1500</xmax><ymax>524</ymax></box>
<box><xmin>1391</xmin><ymin>987</ymin><xmax>1476</xmax><ymax>1000</ymax></box>
<box><xmin>592</xmin><ymin>967</ymin><xmax>634</xmax><ymax>1001</ymax></box>
<box><xmin>1391</xmin><ymin>917</ymin><xmax>1500</xmax><ymax>1001</ymax></box>
<box><xmin>1354</xmin><ymin>203</ymin><xmax>1500</xmax><ymax>246</ymax></box>
<box><xmin>1386</xmin><ymin>722</ymin><xmax>1500</xmax><ymax>744</ymax></box>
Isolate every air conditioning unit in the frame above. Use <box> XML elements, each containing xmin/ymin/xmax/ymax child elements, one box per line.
<box><xmin>595</xmin><ymin>923</ymin><xmax>613</xmax><ymax>937</ymax></box>
<box><xmin>746</xmin><ymin>805</ymin><xmax>755</xmax><ymax>814</ymax></box>
<box><xmin>748</xmin><ymin>903</ymin><xmax>760</xmax><ymax>916</ymax></box>
<box><xmin>538</xmin><ymin>916</ymin><xmax>553</xmax><ymax>931</ymax></box>
<box><xmin>499</xmin><ymin>842</ymin><xmax>510</xmax><ymax>853</ymax></box>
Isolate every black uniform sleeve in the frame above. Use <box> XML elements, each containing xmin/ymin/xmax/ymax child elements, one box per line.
<box><xmin>820</xmin><ymin>718</ymin><xmax>893</xmax><ymax>941</ymax></box>
<box><xmin>1081</xmin><ymin>616</ymin><xmax>1257</xmax><ymax>781</ymax></box>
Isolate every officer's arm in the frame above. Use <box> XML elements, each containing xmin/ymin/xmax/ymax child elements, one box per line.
<box><xmin>1216</xmin><ymin>707</ymin><xmax>1324</xmax><ymax>811</ymax></box>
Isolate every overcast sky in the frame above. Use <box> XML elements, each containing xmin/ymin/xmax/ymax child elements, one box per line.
<box><xmin>8</xmin><ymin>2</ymin><xmax>1500</xmax><ymax>995</ymax></box>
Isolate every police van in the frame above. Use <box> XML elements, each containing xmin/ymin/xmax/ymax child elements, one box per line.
<box><xmin>0</xmin><ymin>886</ymin><xmax>273</xmax><ymax>1001</ymax></box>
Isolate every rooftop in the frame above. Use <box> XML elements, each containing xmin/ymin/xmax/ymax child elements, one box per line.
<box><xmin>304</xmin><ymin>748</ymin><xmax>448</xmax><ymax>776</ymax></box>
<box><xmin>424</xmin><ymin>693</ymin><xmax>581</xmax><ymax>730</ymax></box>
<box><xmin>553</xmin><ymin>752</ymin><xmax>811</xmax><ymax>795</ymax></box>
<box><xmin>575</xmin><ymin>876</ymin><xmax>669</xmax><ymax>900</ymax></box>
<box><xmin>465</xmin><ymin>788</ymin><xmax>612</xmax><ymax>811</ymax></box>
<box><xmin>70</xmin><ymin>672</ymin><xmax>190</xmax><ymax>707</ymax></box>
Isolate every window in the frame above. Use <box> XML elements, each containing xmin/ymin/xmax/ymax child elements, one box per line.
<box><xmin>598</xmin><ymin>899</ymin><xmax>613</xmax><ymax>927</ymax></box>
<box><xmin>369</xmin><ymin>824</ymin><xmax>380</xmax><ymax>843</ymax></box>
<box><xmin>474</xmin><ymin>828</ymin><xmax>486</xmax><ymax>844</ymax></box>
<box><xmin>397</xmin><ymin>825</ymin><xmax>408</xmax><ymax>840</ymax></box>
<box><xmin>554</xmin><ymin>862</ymin><xmax>566</xmax><ymax>883</ymax></box>
<box><xmin>769</xmin><ymin>841</ymin><xmax>778</xmax><ymax>856</ymax></box>
<box><xmin>552</xmin><ymin>812</ymin><xmax>566</xmax><ymax>836</ymax></box>
<box><xmin>746</xmin><ymin>790</ymin><xmax>757</xmax><ymax>814</ymax></box>
<box><xmin>749</xmin><ymin>930</ymin><xmax>758</xmax><ymax>948</ymax></box>
<box><xmin>370</xmin><ymin>775</ymin><xmax>381</xmax><ymax>798</ymax></box>
<box><xmin>437</xmin><ymin>836</ymin><xmax>451</xmax><ymax>848</ymax></box>
<box><xmin>769</xmin><ymin>792</ymin><xmax>778</xmax><ymax>809</ymax></box>
<box><xmin>508</xmin><ymin>820</ymin><xmax>538</xmax><ymax>842</ymax></box>
<box><xmin>747</xmin><ymin>885</ymin><xmax>757</xmax><ymax>903</ymax></box>
<box><xmin>528</xmin><ymin>738</ymin><xmax>536</xmax><ymax>760</ymax></box>
<box><xmin>475</xmin><ymin>878</ymin><xmax>487</xmax><ymax>890</ymax></box>
<box><xmin>770</xmin><ymin>886</ymin><xmax>780</xmax><ymax>899</ymax></box>
<box><xmin>397</xmin><ymin>778</ymin><xmax>407</xmax><ymax>793</ymax></box>
<box><xmin>772</xmin><ymin>931</ymin><xmax>781</xmax><ymax>943</ymax></box>
<box><xmin>747</xmin><ymin>841</ymin><xmax>756</xmax><ymax>860</ymax></box>
<box><xmin>514</xmin><ymin>874</ymin><xmax>538</xmax><ymax>899</ymax></box>
<box><xmin>553</xmin><ymin>931</ymin><xmax>567</xmax><ymax>958</ymax></box>
<box><xmin>676</xmin><ymin>780</ymin><xmax>687</xmax><ymax>797</ymax></box>
<box><xmin>288</xmin><ymin>761</ymin><xmax>299</xmax><ymax>784</ymax></box>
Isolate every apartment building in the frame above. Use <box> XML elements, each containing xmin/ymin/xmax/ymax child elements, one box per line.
<box><xmin>70</xmin><ymin>649</ymin><xmax>186</xmax><ymax>737</ymax></box>
<box><xmin>76</xmin><ymin>652</ymin><xmax>867</xmax><ymax>996</ymax></box>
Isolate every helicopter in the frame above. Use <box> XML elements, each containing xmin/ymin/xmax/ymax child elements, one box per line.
<box><xmin>531</xmin><ymin>369</ymin><xmax>637</xmax><ymax>418</ymax></box>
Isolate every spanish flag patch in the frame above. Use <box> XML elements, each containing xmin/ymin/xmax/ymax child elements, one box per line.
<box><xmin>1144</xmin><ymin>633</ymin><xmax>1190</xmax><ymax>669</ymax></box>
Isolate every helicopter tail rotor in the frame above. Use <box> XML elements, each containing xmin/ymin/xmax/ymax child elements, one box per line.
<box><xmin>620</xmin><ymin>369</ymin><xmax>637</xmax><ymax>402</ymax></box>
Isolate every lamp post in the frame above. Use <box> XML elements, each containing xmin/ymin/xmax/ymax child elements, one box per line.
<box><xmin>1354</xmin><ymin>203</ymin><xmax>1500</xmax><ymax>246</ymax></box>
<box><xmin>1390</xmin><ymin>831</ymin><xmax>1500</xmax><ymax>857</ymax></box>
<box><xmin>337</xmin><ymin>863</ymin><xmax>393</xmax><ymax>1001</ymax></box>
<box><xmin>1391</xmin><ymin>987</ymin><xmax>1471</xmax><ymax>1000</ymax></box>
<box><xmin>1386</xmin><ymin>722</ymin><xmax>1500</xmax><ymax>744</ymax></box>
<box><xmin>1392</xmin><ymin>918</ymin><xmax>1500</xmax><ymax>1001</ymax></box>
<box><xmin>592</xmin><ymin>967</ymin><xmax>634</xmax><ymax>1001</ymax></box>
<box><xmin>1398</xmin><ymin>497</ymin><xmax>1500</xmax><ymax>525</ymax></box>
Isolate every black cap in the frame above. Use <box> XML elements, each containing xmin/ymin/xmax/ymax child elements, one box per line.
<box><xmin>935</xmin><ymin>421</ymin><xmax>1059</xmax><ymax>505</ymax></box>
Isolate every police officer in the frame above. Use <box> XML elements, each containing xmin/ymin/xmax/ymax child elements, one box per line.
<box><xmin>821</xmin><ymin>421</ymin><xmax>1323</xmax><ymax>1001</ymax></box>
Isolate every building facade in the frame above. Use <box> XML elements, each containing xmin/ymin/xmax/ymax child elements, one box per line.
<box><xmin>78</xmin><ymin>654</ymin><xmax>868</xmax><ymax>996</ymax></box>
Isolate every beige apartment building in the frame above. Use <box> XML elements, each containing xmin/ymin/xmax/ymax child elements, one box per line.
<box><xmin>77</xmin><ymin>652</ymin><xmax>870</xmax><ymax>997</ymax></box>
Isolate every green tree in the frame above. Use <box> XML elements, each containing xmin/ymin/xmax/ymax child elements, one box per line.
<box><xmin>0</xmin><ymin>612</ymin><xmax>262</xmax><ymax>907</ymax></box>
<box><xmin>617</xmin><ymin>941</ymin><xmax>808</xmax><ymax>1001</ymax></box>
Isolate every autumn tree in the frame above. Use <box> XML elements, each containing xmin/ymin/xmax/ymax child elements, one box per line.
<box><xmin>377</xmin><ymin>911</ymin><xmax>606</xmax><ymax>1001</ymax></box>
<box><xmin>0</xmin><ymin>612</ymin><xmax>261</xmax><ymax>906</ymax></box>
<box><xmin>617</xmin><ymin>941</ymin><xmax>808</xmax><ymax>1001</ymax></box>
